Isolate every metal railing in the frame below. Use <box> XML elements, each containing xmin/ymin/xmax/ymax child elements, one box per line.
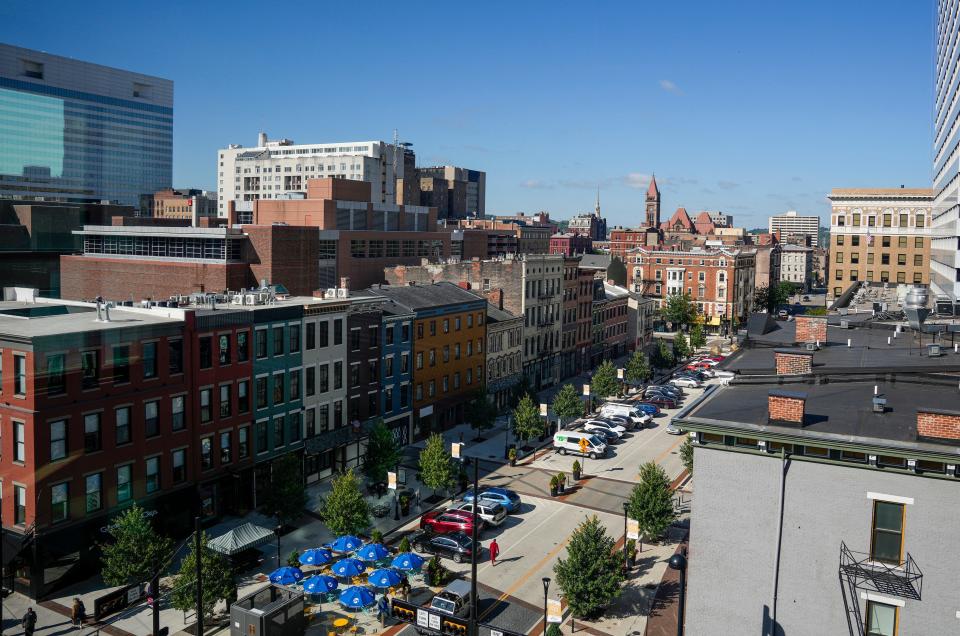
<box><xmin>838</xmin><ymin>541</ymin><xmax>923</xmax><ymax>601</ymax></box>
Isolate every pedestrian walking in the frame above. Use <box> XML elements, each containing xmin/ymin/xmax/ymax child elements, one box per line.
<box><xmin>77</xmin><ymin>597</ymin><xmax>87</xmax><ymax>625</ymax></box>
<box><xmin>377</xmin><ymin>593</ymin><xmax>390</xmax><ymax>627</ymax></box>
<box><xmin>22</xmin><ymin>607</ymin><xmax>37</xmax><ymax>636</ymax></box>
<box><xmin>489</xmin><ymin>538</ymin><xmax>500</xmax><ymax>567</ymax></box>
<box><xmin>71</xmin><ymin>597</ymin><xmax>83</xmax><ymax>627</ymax></box>
<box><xmin>400</xmin><ymin>576</ymin><xmax>411</xmax><ymax>602</ymax></box>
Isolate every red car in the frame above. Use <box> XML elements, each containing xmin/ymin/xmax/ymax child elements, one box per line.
<box><xmin>644</xmin><ymin>395</ymin><xmax>677</xmax><ymax>409</ymax></box>
<box><xmin>686</xmin><ymin>362</ymin><xmax>711</xmax><ymax>371</ymax></box>
<box><xmin>694</xmin><ymin>355</ymin><xmax>725</xmax><ymax>362</ymax></box>
<box><xmin>420</xmin><ymin>509</ymin><xmax>483</xmax><ymax>535</ymax></box>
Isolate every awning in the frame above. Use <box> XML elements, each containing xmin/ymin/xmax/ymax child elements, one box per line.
<box><xmin>208</xmin><ymin>522</ymin><xmax>274</xmax><ymax>556</ymax></box>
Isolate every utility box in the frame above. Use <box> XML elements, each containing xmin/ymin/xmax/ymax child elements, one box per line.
<box><xmin>230</xmin><ymin>584</ymin><xmax>305</xmax><ymax>636</ymax></box>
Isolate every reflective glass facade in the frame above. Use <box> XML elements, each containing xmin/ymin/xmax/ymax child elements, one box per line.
<box><xmin>0</xmin><ymin>48</ymin><xmax>172</xmax><ymax>207</ymax></box>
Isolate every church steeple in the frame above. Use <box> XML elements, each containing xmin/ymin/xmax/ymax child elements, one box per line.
<box><xmin>595</xmin><ymin>186</ymin><xmax>601</xmax><ymax>216</ymax></box>
<box><xmin>645</xmin><ymin>174</ymin><xmax>661</xmax><ymax>227</ymax></box>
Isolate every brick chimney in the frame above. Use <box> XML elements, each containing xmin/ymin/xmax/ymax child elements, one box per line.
<box><xmin>768</xmin><ymin>390</ymin><xmax>806</xmax><ymax>426</ymax></box>
<box><xmin>774</xmin><ymin>349</ymin><xmax>813</xmax><ymax>375</ymax></box>
<box><xmin>795</xmin><ymin>316</ymin><xmax>827</xmax><ymax>344</ymax></box>
<box><xmin>916</xmin><ymin>408</ymin><xmax>960</xmax><ymax>441</ymax></box>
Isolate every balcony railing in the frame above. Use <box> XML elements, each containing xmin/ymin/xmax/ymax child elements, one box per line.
<box><xmin>838</xmin><ymin>541</ymin><xmax>923</xmax><ymax>601</ymax></box>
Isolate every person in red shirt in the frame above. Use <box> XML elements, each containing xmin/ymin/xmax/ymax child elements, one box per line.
<box><xmin>489</xmin><ymin>538</ymin><xmax>500</xmax><ymax>567</ymax></box>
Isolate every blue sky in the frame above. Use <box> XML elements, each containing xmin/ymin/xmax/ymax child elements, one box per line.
<box><xmin>1</xmin><ymin>1</ymin><xmax>936</xmax><ymax>229</ymax></box>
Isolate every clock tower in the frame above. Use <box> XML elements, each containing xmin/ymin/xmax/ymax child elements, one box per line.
<box><xmin>645</xmin><ymin>175</ymin><xmax>661</xmax><ymax>228</ymax></box>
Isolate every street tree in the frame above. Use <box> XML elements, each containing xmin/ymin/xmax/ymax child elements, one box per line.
<box><xmin>363</xmin><ymin>419</ymin><xmax>401</xmax><ymax>484</ymax></box>
<box><xmin>680</xmin><ymin>438</ymin><xmax>694</xmax><ymax>475</ymax></box>
<box><xmin>627</xmin><ymin>462</ymin><xmax>676</xmax><ymax>541</ymax></box>
<box><xmin>689</xmin><ymin>322</ymin><xmax>707</xmax><ymax>350</ymax></box>
<box><xmin>553</xmin><ymin>515</ymin><xmax>625</xmax><ymax>618</ymax></box>
<box><xmin>100</xmin><ymin>503</ymin><xmax>174</xmax><ymax>587</ymax></box>
<box><xmin>262</xmin><ymin>453</ymin><xmax>306</xmax><ymax>528</ymax></box>
<box><xmin>552</xmin><ymin>384</ymin><xmax>584</xmax><ymax>423</ymax></box>
<box><xmin>465</xmin><ymin>388</ymin><xmax>497</xmax><ymax>437</ymax></box>
<box><xmin>319</xmin><ymin>468</ymin><xmax>370</xmax><ymax>536</ymax></box>
<box><xmin>171</xmin><ymin>531</ymin><xmax>236</xmax><ymax>619</ymax></box>
<box><xmin>754</xmin><ymin>282</ymin><xmax>793</xmax><ymax>313</ymax></box>
<box><xmin>512</xmin><ymin>393</ymin><xmax>543</xmax><ymax>443</ymax></box>
<box><xmin>419</xmin><ymin>433</ymin><xmax>455</xmax><ymax>495</ymax></box>
<box><xmin>624</xmin><ymin>351</ymin><xmax>652</xmax><ymax>385</ymax></box>
<box><xmin>651</xmin><ymin>339</ymin><xmax>674</xmax><ymax>370</ymax></box>
<box><xmin>590</xmin><ymin>360</ymin><xmax>619</xmax><ymax>402</ymax></box>
<box><xmin>673</xmin><ymin>333</ymin><xmax>690</xmax><ymax>360</ymax></box>
<box><xmin>663</xmin><ymin>292</ymin><xmax>697</xmax><ymax>329</ymax></box>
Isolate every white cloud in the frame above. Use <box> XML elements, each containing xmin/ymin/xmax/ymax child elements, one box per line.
<box><xmin>520</xmin><ymin>179</ymin><xmax>551</xmax><ymax>189</ymax></box>
<box><xmin>659</xmin><ymin>79</ymin><xmax>683</xmax><ymax>95</ymax></box>
<box><xmin>623</xmin><ymin>173</ymin><xmax>653</xmax><ymax>189</ymax></box>
<box><xmin>718</xmin><ymin>180</ymin><xmax>739</xmax><ymax>190</ymax></box>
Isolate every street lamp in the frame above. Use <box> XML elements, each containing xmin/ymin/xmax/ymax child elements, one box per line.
<box><xmin>622</xmin><ymin>502</ymin><xmax>629</xmax><ymax>573</ymax></box>
<box><xmin>274</xmin><ymin>525</ymin><xmax>282</xmax><ymax>567</ymax></box>
<box><xmin>393</xmin><ymin>461</ymin><xmax>401</xmax><ymax>521</ymax></box>
<box><xmin>541</xmin><ymin>577</ymin><xmax>551</xmax><ymax>635</ymax></box>
<box><xmin>668</xmin><ymin>553</ymin><xmax>688</xmax><ymax>636</ymax></box>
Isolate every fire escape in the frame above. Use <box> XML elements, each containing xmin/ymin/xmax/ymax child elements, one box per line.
<box><xmin>838</xmin><ymin>542</ymin><xmax>923</xmax><ymax>635</ymax></box>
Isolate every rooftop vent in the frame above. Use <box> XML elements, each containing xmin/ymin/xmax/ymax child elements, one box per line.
<box><xmin>927</xmin><ymin>343</ymin><xmax>943</xmax><ymax>357</ymax></box>
<box><xmin>805</xmin><ymin>342</ymin><xmax>819</xmax><ymax>351</ymax></box>
<box><xmin>872</xmin><ymin>396</ymin><xmax>887</xmax><ymax>414</ymax></box>
<box><xmin>839</xmin><ymin>319</ymin><xmax>850</xmax><ymax>329</ymax></box>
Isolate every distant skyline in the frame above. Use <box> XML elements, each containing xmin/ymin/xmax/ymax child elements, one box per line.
<box><xmin>0</xmin><ymin>1</ymin><xmax>936</xmax><ymax>228</ymax></box>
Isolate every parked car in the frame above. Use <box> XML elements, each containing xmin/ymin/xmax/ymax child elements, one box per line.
<box><xmin>600</xmin><ymin>408</ymin><xmax>650</xmax><ymax>428</ymax></box>
<box><xmin>686</xmin><ymin>361</ymin><xmax>712</xmax><ymax>372</ymax></box>
<box><xmin>644</xmin><ymin>394</ymin><xmax>677</xmax><ymax>409</ymax></box>
<box><xmin>694</xmin><ymin>355</ymin><xmax>726</xmax><ymax>362</ymax></box>
<box><xmin>777</xmin><ymin>309</ymin><xmax>789</xmax><ymax>319</ymax></box>
<box><xmin>666</xmin><ymin>423</ymin><xmax>685</xmax><ymax>435</ymax></box>
<box><xmin>711</xmin><ymin>369</ymin><xmax>735</xmax><ymax>379</ymax></box>
<box><xmin>602</xmin><ymin>414</ymin><xmax>637</xmax><ymax>430</ymax></box>
<box><xmin>600</xmin><ymin>403</ymin><xmax>652</xmax><ymax>426</ymax></box>
<box><xmin>633</xmin><ymin>402</ymin><xmax>661</xmax><ymax>416</ymax></box>
<box><xmin>449</xmin><ymin>501</ymin><xmax>507</xmax><ymax>526</ymax></box>
<box><xmin>802</xmin><ymin>295</ymin><xmax>811</xmax><ymax>301</ymax></box>
<box><xmin>411</xmin><ymin>531</ymin><xmax>481</xmax><ymax>564</ymax></box>
<box><xmin>670</xmin><ymin>376</ymin><xmax>701</xmax><ymax>389</ymax></box>
<box><xmin>646</xmin><ymin>384</ymin><xmax>682</xmax><ymax>398</ymax></box>
<box><xmin>644</xmin><ymin>390</ymin><xmax>680</xmax><ymax>404</ymax></box>
<box><xmin>420</xmin><ymin>509</ymin><xmax>483</xmax><ymax>535</ymax></box>
<box><xmin>583</xmin><ymin>419</ymin><xmax>626</xmax><ymax>437</ymax></box>
<box><xmin>429</xmin><ymin>579</ymin><xmax>474</xmax><ymax>618</ymax></box>
<box><xmin>553</xmin><ymin>431</ymin><xmax>608</xmax><ymax>458</ymax></box>
<box><xmin>675</xmin><ymin>370</ymin><xmax>707</xmax><ymax>382</ymax></box>
<box><xmin>463</xmin><ymin>487</ymin><xmax>522</xmax><ymax>513</ymax></box>
<box><xmin>589</xmin><ymin>427</ymin><xmax>620</xmax><ymax>444</ymax></box>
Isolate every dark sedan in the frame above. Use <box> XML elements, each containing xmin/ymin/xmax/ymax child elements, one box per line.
<box><xmin>644</xmin><ymin>394</ymin><xmax>677</xmax><ymax>409</ymax></box>
<box><xmin>410</xmin><ymin>531</ymin><xmax>481</xmax><ymax>563</ymax></box>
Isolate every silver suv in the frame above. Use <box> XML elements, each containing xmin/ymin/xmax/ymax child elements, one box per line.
<box><xmin>449</xmin><ymin>501</ymin><xmax>507</xmax><ymax>526</ymax></box>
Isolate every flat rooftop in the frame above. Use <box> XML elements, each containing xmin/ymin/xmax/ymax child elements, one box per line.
<box><xmin>0</xmin><ymin>301</ymin><xmax>182</xmax><ymax>338</ymax></box>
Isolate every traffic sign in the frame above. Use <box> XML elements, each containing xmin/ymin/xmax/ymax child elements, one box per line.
<box><xmin>578</xmin><ymin>438</ymin><xmax>588</xmax><ymax>454</ymax></box>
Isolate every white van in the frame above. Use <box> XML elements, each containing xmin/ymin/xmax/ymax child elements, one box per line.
<box><xmin>600</xmin><ymin>403</ymin><xmax>650</xmax><ymax>427</ymax></box>
<box><xmin>553</xmin><ymin>431</ymin><xmax>607</xmax><ymax>459</ymax></box>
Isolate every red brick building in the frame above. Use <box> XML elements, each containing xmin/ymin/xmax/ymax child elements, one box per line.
<box><xmin>549</xmin><ymin>233</ymin><xmax>593</xmax><ymax>257</ymax></box>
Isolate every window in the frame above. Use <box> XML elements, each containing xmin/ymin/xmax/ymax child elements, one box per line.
<box><xmin>350</xmin><ymin>329</ymin><xmax>361</xmax><ymax>351</ymax></box>
<box><xmin>865</xmin><ymin>253</ymin><xmax>872</xmax><ymax>264</ymax></box>
<box><xmin>220</xmin><ymin>431</ymin><xmax>232</xmax><ymax>463</ymax></box>
<box><xmin>334</xmin><ymin>319</ymin><xmax>343</xmax><ymax>345</ymax></box>
<box><xmin>172</xmin><ymin>450</ymin><xmax>186</xmax><ymax>483</ymax></box>
<box><xmin>238</xmin><ymin>426</ymin><xmax>249</xmax><ymax>459</ymax></box>
<box><xmin>883</xmin><ymin>214</ymin><xmax>891</xmax><ymax>227</ymax></box>
<box><xmin>401</xmin><ymin>353</ymin><xmax>410</xmax><ymax>374</ymax></box>
<box><xmin>169</xmin><ymin>340</ymin><xmax>183</xmax><ymax>374</ymax></box>
<box><xmin>835</xmin><ymin>270</ymin><xmax>843</xmax><ymax>280</ymax></box>
<box><xmin>334</xmin><ymin>401</ymin><xmax>343</xmax><ymax>428</ymax></box>
<box><xmin>430</xmin><ymin>321</ymin><xmax>437</xmax><ymax>336</ymax></box>
<box><xmin>350</xmin><ymin>364</ymin><xmax>360</xmax><ymax>387</ymax></box>
<box><xmin>899</xmin><ymin>213</ymin><xmax>908</xmax><ymax>227</ymax></box>
<box><xmin>13</xmin><ymin>421</ymin><xmax>24</xmax><ymax>462</ymax></box>
<box><xmin>84</xmin><ymin>413</ymin><xmax>101</xmax><ymax>452</ymax></box>
<box><xmin>319</xmin><ymin>321</ymin><xmax>329</xmax><ymax>347</ymax></box>
<box><xmin>306</xmin><ymin>323</ymin><xmax>316</xmax><ymax>350</ymax></box>
<box><xmin>416</xmin><ymin>352</ymin><xmax>423</xmax><ymax>370</ymax></box>
<box><xmin>915</xmin><ymin>237</ymin><xmax>924</xmax><ymax>248</ymax></box>
<box><xmin>115</xmin><ymin>407</ymin><xmax>131</xmax><ymax>446</ymax></box>
<box><xmin>289</xmin><ymin>325</ymin><xmax>300</xmax><ymax>353</ymax></box>
<box><xmin>13</xmin><ymin>485</ymin><xmax>25</xmax><ymax>525</ymax></box>
<box><xmin>429</xmin><ymin>380</ymin><xmax>436</xmax><ymax>397</ymax></box>
<box><xmin>443</xmin><ymin>319</ymin><xmax>450</xmax><ymax>334</ymax></box>
<box><xmin>871</xmin><ymin>500</ymin><xmax>904</xmax><ymax>564</ymax></box>
<box><xmin>417</xmin><ymin>323</ymin><xmax>424</xmax><ymax>339</ymax></box>
<box><xmin>916</xmin><ymin>214</ymin><xmax>925</xmax><ymax>227</ymax></box>
<box><xmin>306</xmin><ymin>367</ymin><xmax>316</xmax><ymax>397</ymax></box>
<box><xmin>85</xmin><ymin>473</ymin><xmax>102</xmax><ymax>512</ymax></box>
<box><xmin>835</xmin><ymin>252</ymin><xmax>844</xmax><ymax>263</ymax></box>
<box><xmin>50</xmin><ymin>419</ymin><xmax>67</xmax><ymax>460</ymax></box>
<box><xmin>443</xmin><ymin>346</ymin><xmax>450</xmax><ymax>363</ymax></box>
<box><xmin>882</xmin><ymin>236</ymin><xmax>890</xmax><ymax>248</ymax></box>
<box><xmin>416</xmin><ymin>384</ymin><xmax>423</xmax><ymax>401</ymax></box>
<box><xmin>141</xmin><ymin>342</ymin><xmax>157</xmax><ymax>379</ymax></box>
<box><xmin>13</xmin><ymin>354</ymin><xmax>26</xmax><ymax>396</ymax></box>
<box><xmin>48</xmin><ymin>482</ymin><xmax>69</xmax><ymax>522</ymax></box>
<box><xmin>201</xmin><ymin>437</ymin><xmax>213</xmax><ymax>470</ymax></box>
<box><xmin>898</xmin><ymin>236</ymin><xmax>907</xmax><ymax>248</ymax></box>
<box><xmin>897</xmin><ymin>272</ymin><xmax>906</xmax><ymax>283</ymax></box>
<box><xmin>913</xmin><ymin>254</ymin><xmax>923</xmax><ymax>266</ymax></box>
<box><xmin>237</xmin><ymin>380</ymin><xmax>249</xmax><ymax>414</ymax></box>
<box><xmin>289</xmin><ymin>412</ymin><xmax>302</xmax><ymax>442</ymax></box>
<box><xmin>273</xmin><ymin>374</ymin><xmax>285</xmax><ymax>404</ymax></box>
<box><xmin>368</xmin><ymin>325</ymin><xmax>378</xmax><ymax>348</ymax></box>
<box><xmin>256</xmin><ymin>330</ymin><xmax>268</xmax><ymax>359</ymax></box>
<box><xmin>45</xmin><ymin>354</ymin><xmax>66</xmax><ymax>395</ymax></box>
<box><xmin>852</xmin><ymin>235</ymin><xmax>860</xmax><ymax>247</ymax></box>
<box><xmin>220</xmin><ymin>384</ymin><xmax>232</xmax><ymax>417</ymax></box>
<box><xmin>238</xmin><ymin>331</ymin><xmax>249</xmax><ymax>362</ymax></box>
<box><xmin>836</xmin><ymin>235</ymin><xmax>844</xmax><ymax>246</ymax></box>
<box><xmin>199</xmin><ymin>337</ymin><xmax>213</xmax><ymax>369</ymax></box>
<box><xmin>116</xmin><ymin>465</ymin><xmax>132</xmax><ymax>503</ymax></box>
<box><xmin>386</xmin><ymin>325</ymin><xmax>395</xmax><ymax>345</ymax></box>
<box><xmin>172</xmin><ymin>395</ymin><xmax>185</xmax><ymax>431</ymax></box>
<box><xmin>334</xmin><ymin>361</ymin><xmax>343</xmax><ymax>389</ymax></box>
<box><xmin>865</xmin><ymin>600</ymin><xmax>898</xmax><ymax>636</ymax></box>
<box><xmin>290</xmin><ymin>370</ymin><xmax>301</xmax><ymax>400</ymax></box>
<box><xmin>200</xmin><ymin>388</ymin><xmax>212</xmax><ymax>423</ymax></box>
<box><xmin>273</xmin><ymin>417</ymin><xmax>285</xmax><ymax>447</ymax></box>
<box><xmin>273</xmin><ymin>326</ymin><xmax>284</xmax><ymax>355</ymax></box>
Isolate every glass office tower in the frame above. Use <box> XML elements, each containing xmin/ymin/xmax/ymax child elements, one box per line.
<box><xmin>0</xmin><ymin>43</ymin><xmax>172</xmax><ymax>207</ymax></box>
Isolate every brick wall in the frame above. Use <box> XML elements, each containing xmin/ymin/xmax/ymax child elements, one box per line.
<box><xmin>245</xmin><ymin>225</ymin><xmax>320</xmax><ymax>295</ymax></box>
<box><xmin>768</xmin><ymin>392</ymin><xmax>805</xmax><ymax>425</ymax></box>
<box><xmin>774</xmin><ymin>351</ymin><xmax>812</xmax><ymax>375</ymax></box>
<box><xmin>917</xmin><ymin>409</ymin><xmax>960</xmax><ymax>440</ymax></box>
<box><xmin>795</xmin><ymin>315</ymin><xmax>827</xmax><ymax>343</ymax></box>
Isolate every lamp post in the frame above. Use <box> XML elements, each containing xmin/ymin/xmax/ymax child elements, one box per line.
<box><xmin>541</xmin><ymin>577</ymin><xmax>551</xmax><ymax>635</ymax></box>
<box><xmin>393</xmin><ymin>462</ymin><xmax>400</xmax><ymax>521</ymax></box>
<box><xmin>622</xmin><ymin>502</ymin><xmax>629</xmax><ymax>573</ymax></box>
<box><xmin>582</xmin><ymin>384</ymin><xmax>591</xmax><ymax>415</ymax></box>
<box><xmin>668</xmin><ymin>553</ymin><xmax>688</xmax><ymax>636</ymax></box>
<box><xmin>274</xmin><ymin>525</ymin><xmax>282</xmax><ymax>567</ymax></box>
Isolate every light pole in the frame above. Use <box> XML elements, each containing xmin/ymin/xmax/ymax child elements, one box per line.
<box><xmin>622</xmin><ymin>502</ymin><xmax>629</xmax><ymax>573</ymax></box>
<box><xmin>541</xmin><ymin>577</ymin><xmax>550</xmax><ymax>635</ymax></box>
<box><xmin>668</xmin><ymin>553</ymin><xmax>688</xmax><ymax>636</ymax></box>
<box><xmin>393</xmin><ymin>461</ymin><xmax>401</xmax><ymax>521</ymax></box>
<box><xmin>274</xmin><ymin>525</ymin><xmax>282</xmax><ymax>567</ymax></box>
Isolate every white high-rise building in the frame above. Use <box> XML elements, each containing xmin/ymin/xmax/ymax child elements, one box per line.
<box><xmin>932</xmin><ymin>0</ymin><xmax>960</xmax><ymax>307</ymax></box>
<box><xmin>216</xmin><ymin>133</ymin><xmax>402</xmax><ymax>216</ymax></box>
<box><xmin>768</xmin><ymin>210</ymin><xmax>820</xmax><ymax>246</ymax></box>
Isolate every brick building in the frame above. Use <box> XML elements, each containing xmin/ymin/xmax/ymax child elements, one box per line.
<box><xmin>139</xmin><ymin>188</ymin><xmax>217</xmax><ymax>224</ymax></box>
<box><xmin>590</xmin><ymin>282</ymin><xmax>629</xmax><ymax>365</ymax></box>
<box><xmin>485</xmin><ymin>304</ymin><xmax>523</xmax><ymax>409</ymax></box>
<box><xmin>549</xmin><ymin>233</ymin><xmax>593</xmax><ymax>257</ymax></box>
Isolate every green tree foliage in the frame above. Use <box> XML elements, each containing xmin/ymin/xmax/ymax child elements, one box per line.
<box><xmin>510</xmin><ymin>376</ymin><xmax>532</xmax><ymax>408</ymax></box>
<box><xmin>680</xmin><ymin>438</ymin><xmax>694</xmax><ymax>475</ymax></box>
<box><xmin>806</xmin><ymin>306</ymin><xmax>828</xmax><ymax>316</ymax></box>
<box><xmin>465</xmin><ymin>389</ymin><xmax>497</xmax><ymax>435</ymax></box>
<box><xmin>512</xmin><ymin>394</ymin><xmax>543</xmax><ymax>443</ymax></box>
<box><xmin>755</xmin><ymin>282</ymin><xmax>794</xmax><ymax>313</ymax></box>
<box><xmin>318</xmin><ymin>469</ymin><xmax>370</xmax><ymax>536</ymax></box>
<box><xmin>672</xmin><ymin>333</ymin><xmax>690</xmax><ymax>360</ymax></box>
<box><xmin>552</xmin><ymin>384</ymin><xmax>584</xmax><ymax>422</ymax></box>
<box><xmin>663</xmin><ymin>292</ymin><xmax>697</xmax><ymax>329</ymax></box>
<box><xmin>590</xmin><ymin>360</ymin><xmax>619</xmax><ymax>402</ymax></box>
<box><xmin>262</xmin><ymin>453</ymin><xmax>306</xmax><ymax>527</ymax></box>
<box><xmin>398</xmin><ymin>536</ymin><xmax>411</xmax><ymax>554</ymax></box>
<box><xmin>627</xmin><ymin>462</ymin><xmax>676</xmax><ymax>541</ymax></box>
<box><xmin>171</xmin><ymin>532</ymin><xmax>236</xmax><ymax>619</ymax></box>
<box><xmin>287</xmin><ymin>550</ymin><xmax>301</xmax><ymax>568</ymax></box>
<box><xmin>364</xmin><ymin>419</ymin><xmax>401</xmax><ymax>484</ymax></box>
<box><xmin>553</xmin><ymin>515</ymin><xmax>625</xmax><ymax>618</ymax></box>
<box><xmin>99</xmin><ymin>504</ymin><xmax>174</xmax><ymax>587</ymax></box>
<box><xmin>689</xmin><ymin>323</ymin><xmax>707</xmax><ymax>350</ymax></box>
<box><xmin>419</xmin><ymin>433</ymin><xmax>455</xmax><ymax>494</ymax></box>
<box><xmin>624</xmin><ymin>351</ymin><xmax>652</xmax><ymax>385</ymax></box>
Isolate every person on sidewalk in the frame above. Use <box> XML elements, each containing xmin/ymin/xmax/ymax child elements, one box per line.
<box><xmin>377</xmin><ymin>593</ymin><xmax>390</xmax><ymax>627</ymax></box>
<box><xmin>489</xmin><ymin>538</ymin><xmax>500</xmax><ymax>567</ymax></box>
<box><xmin>22</xmin><ymin>607</ymin><xmax>37</xmax><ymax>636</ymax></box>
<box><xmin>71</xmin><ymin>597</ymin><xmax>83</xmax><ymax>626</ymax></box>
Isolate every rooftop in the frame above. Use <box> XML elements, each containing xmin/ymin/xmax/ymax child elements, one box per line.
<box><xmin>0</xmin><ymin>300</ymin><xmax>182</xmax><ymax>339</ymax></box>
<box><xmin>828</xmin><ymin>188</ymin><xmax>934</xmax><ymax>199</ymax></box>
<box><xmin>486</xmin><ymin>304</ymin><xmax>520</xmax><ymax>323</ymax></box>
<box><xmin>370</xmin><ymin>282</ymin><xmax>486</xmax><ymax>311</ymax></box>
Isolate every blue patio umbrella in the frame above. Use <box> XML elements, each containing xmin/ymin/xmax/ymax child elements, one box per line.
<box><xmin>357</xmin><ymin>543</ymin><xmax>390</xmax><ymax>562</ymax></box>
<box><xmin>302</xmin><ymin>574</ymin><xmax>339</xmax><ymax>594</ymax></box>
<box><xmin>368</xmin><ymin>568</ymin><xmax>402</xmax><ymax>589</ymax></box>
<box><xmin>331</xmin><ymin>557</ymin><xmax>367</xmax><ymax>578</ymax></box>
<box><xmin>391</xmin><ymin>552</ymin><xmax>425</xmax><ymax>571</ymax></box>
<box><xmin>329</xmin><ymin>535</ymin><xmax>363</xmax><ymax>553</ymax></box>
<box><xmin>339</xmin><ymin>585</ymin><xmax>376</xmax><ymax>609</ymax></box>
<box><xmin>299</xmin><ymin>548</ymin><xmax>334</xmax><ymax>566</ymax></box>
<box><xmin>269</xmin><ymin>566</ymin><xmax>304</xmax><ymax>585</ymax></box>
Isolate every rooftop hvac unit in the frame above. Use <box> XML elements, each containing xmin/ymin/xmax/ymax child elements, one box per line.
<box><xmin>928</xmin><ymin>343</ymin><xmax>943</xmax><ymax>357</ymax></box>
<box><xmin>805</xmin><ymin>342</ymin><xmax>819</xmax><ymax>351</ymax></box>
<box><xmin>245</xmin><ymin>294</ymin><xmax>257</xmax><ymax>305</ymax></box>
<box><xmin>231</xmin><ymin>294</ymin><xmax>244</xmax><ymax>305</ymax></box>
<box><xmin>872</xmin><ymin>397</ymin><xmax>887</xmax><ymax>413</ymax></box>
<box><xmin>839</xmin><ymin>319</ymin><xmax>850</xmax><ymax>329</ymax></box>
<box><xmin>324</xmin><ymin>289</ymin><xmax>337</xmax><ymax>299</ymax></box>
<box><xmin>336</xmin><ymin>288</ymin><xmax>349</xmax><ymax>298</ymax></box>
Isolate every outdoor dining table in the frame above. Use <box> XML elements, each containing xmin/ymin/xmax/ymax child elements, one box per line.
<box><xmin>333</xmin><ymin>617</ymin><xmax>350</xmax><ymax>633</ymax></box>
